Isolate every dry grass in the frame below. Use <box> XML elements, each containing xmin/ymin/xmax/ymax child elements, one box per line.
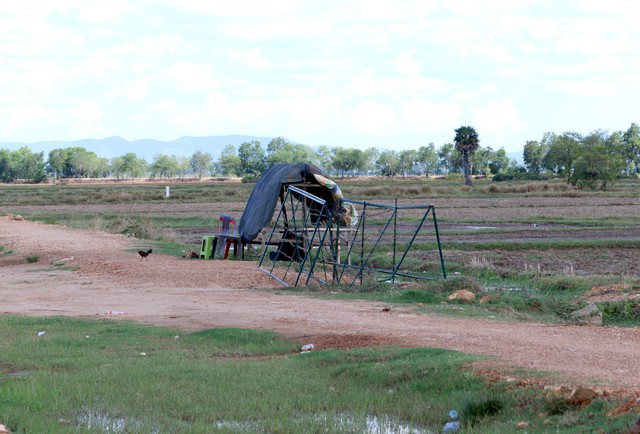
<box><xmin>485</xmin><ymin>182</ymin><xmax>576</xmax><ymax>194</ymax></box>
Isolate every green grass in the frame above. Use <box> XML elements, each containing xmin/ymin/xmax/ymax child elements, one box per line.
<box><xmin>301</xmin><ymin>273</ymin><xmax>640</xmax><ymax>326</ymax></box>
<box><xmin>1</xmin><ymin>316</ymin><xmax>636</xmax><ymax>433</ymax></box>
<box><xmin>0</xmin><ymin>182</ymin><xmax>254</xmax><ymax>206</ymax></box>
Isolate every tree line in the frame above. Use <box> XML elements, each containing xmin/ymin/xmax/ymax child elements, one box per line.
<box><xmin>1</xmin><ymin>122</ymin><xmax>639</xmax><ymax>189</ymax></box>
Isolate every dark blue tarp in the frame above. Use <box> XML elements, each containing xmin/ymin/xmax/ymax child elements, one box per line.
<box><xmin>238</xmin><ymin>163</ymin><xmax>336</xmax><ymax>244</ymax></box>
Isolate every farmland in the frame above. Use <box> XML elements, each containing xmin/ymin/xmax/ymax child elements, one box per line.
<box><xmin>2</xmin><ymin>176</ymin><xmax>640</xmax><ymax>432</ymax></box>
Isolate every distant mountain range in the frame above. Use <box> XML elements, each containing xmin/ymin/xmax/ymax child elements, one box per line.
<box><xmin>0</xmin><ymin>135</ymin><xmax>276</xmax><ymax>163</ymax></box>
<box><xmin>1</xmin><ymin>135</ymin><xmax>524</xmax><ymax>165</ymax></box>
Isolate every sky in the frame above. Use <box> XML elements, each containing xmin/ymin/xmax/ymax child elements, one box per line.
<box><xmin>1</xmin><ymin>0</ymin><xmax>639</xmax><ymax>153</ymax></box>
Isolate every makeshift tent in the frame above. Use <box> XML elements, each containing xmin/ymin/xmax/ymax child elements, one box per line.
<box><xmin>238</xmin><ymin>163</ymin><xmax>349</xmax><ymax>244</ymax></box>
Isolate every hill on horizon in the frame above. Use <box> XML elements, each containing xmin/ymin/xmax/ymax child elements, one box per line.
<box><xmin>0</xmin><ymin>135</ymin><xmax>277</xmax><ymax>163</ymax></box>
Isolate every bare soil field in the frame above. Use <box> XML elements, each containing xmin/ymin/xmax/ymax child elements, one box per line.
<box><xmin>2</xmin><ymin>215</ymin><xmax>640</xmax><ymax>394</ymax></box>
<box><xmin>8</xmin><ymin>195</ymin><xmax>640</xmax><ymax>275</ymax></box>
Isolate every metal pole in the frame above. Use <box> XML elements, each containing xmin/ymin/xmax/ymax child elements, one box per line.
<box><xmin>432</xmin><ymin>206</ymin><xmax>447</xmax><ymax>279</ymax></box>
<box><xmin>393</xmin><ymin>198</ymin><xmax>397</xmax><ymax>281</ymax></box>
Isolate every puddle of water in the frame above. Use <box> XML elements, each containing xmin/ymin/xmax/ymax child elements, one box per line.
<box><xmin>463</xmin><ymin>226</ymin><xmax>497</xmax><ymax>230</ymax></box>
<box><xmin>7</xmin><ymin>370</ymin><xmax>32</xmax><ymax>378</ymax></box>
<box><xmin>216</xmin><ymin>413</ymin><xmax>434</xmax><ymax>433</ymax></box>
<box><xmin>79</xmin><ymin>411</ymin><xmax>434</xmax><ymax>433</ymax></box>
<box><xmin>78</xmin><ymin>412</ymin><xmax>128</xmax><ymax>432</ymax></box>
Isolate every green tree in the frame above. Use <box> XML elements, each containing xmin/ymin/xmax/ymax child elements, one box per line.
<box><xmin>91</xmin><ymin>156</ymin><xmax>110</xmax><ymax>178</ymax></box>
<box><xmin>437</xmin><ymin>143</ymin><xmax>461</xmax><ymax>175</ymax></box>
<box><xmin>47</xmin><ymin>148</ymin><xmax>67</xmax><ymax>179</ymax></box>
<box><xmin>398</xmin><ymin>149</ymin><xmax>418</xmax><ymax>176</ymax></box>
<box><xmin>313</xmin><ymin>145</ymin><xmax>333</xmax><ymax>172</ymax></box>
<box><xmin>362</xmin><ymin>147</ymin><xmax>380</xmax><ymax>175</ymax></box>
<box><xmin>266</xmin><ymin>137</ymin><xmax>315</xmax><ymax>166</ymax></box>
<box><xmin>110</xmin><ymin>156</ymin><xmax>125</xmax><ymax>179</ymax></box>
<box><xmin>218</xmin><ymin>145</ymin><xmax>241</xmax><ymax>177</ymax></box>
<box><xmin>417</xmin><ymin>143</ymin><xmax>438</xmax><ymax>177</ymax></box>
<box><xmin>331</xmin><ymin>148</ymin><xmax>366</xmax><ymax>177</ymax></box>
<box><xmin>543</xmin><ymin>132</ymin><xmax>582</xmax><ymax>178</ymax></box>
<box><xmin>523</xmin><ymin>140</ymin><xmax>548</xmax><ymax>173</ymax></box>
<box><xmin>376</xmin><ymin>150</ymin><xmax>401</xmax><ymax>176</ymax></box>
<box><xmin>176</xmin><ymin>156</ymin><xmax>190</xmax><ymax>179</ymax></box>
<box><xmin>238</xmin><ymin>141</ymin><xmax>266</xmax><ymax>177</ymax></box>
<box><xmin>67</xmin><ymin>147</ymin><xmax>94</xmax><ymax>177</ymax></box>
<box><xmin>7</xmin><ymin>147</ymin><xmax>46</xmax><ymax>182</ymax></box>
<box><xmin>150</xmin><ymin>154</ymin><xmax>179</xmax><ymax>179</ymax></box>
<box><xmin>0</xmin><ymin>149</ymin><xmax>13</xmax><ymax>181</ymax></box>
<box><xmin>569</xmin><ymin>130</ymin><xmax>624</xmax><ymax>189</ymax></box>
<box><xmin>120</xmin><ymin>153</ymin><xmax>147</xmax><ymax>179</ymax></box>
<box><xmin>190</xmin><ymin>151</ymin><xmax>213</xmax><ymax>179</ymax></box>
<box><xmin>622</xmin><ymin>123</ymin><xmax>640</xmax><ymax>175</ymax></box>
<box><xmin>454</xmin><ymin>126</ymin><xmax>480</xmax><ymax>186</ymax></box>
<box><xmin>471</xmin><ymin>146</ymin><xmax>493</xmax><ymax>176</ymax></box>
<box><xmin>488</xmin><ymin>147</ymin><xmax>511</xmax><ymax>175</ymax></box>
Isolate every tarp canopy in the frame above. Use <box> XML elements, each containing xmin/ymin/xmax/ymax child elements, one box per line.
<box><xmin>238</xmin><ymin>163</ymin><xmax>344</xmax><ymax>244</ymax></box>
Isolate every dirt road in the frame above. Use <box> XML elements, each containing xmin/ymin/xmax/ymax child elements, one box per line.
<box><xmin>1</xmin><ymin>215</ymin><xmax>639</xmax><ymax>392</ymax></box>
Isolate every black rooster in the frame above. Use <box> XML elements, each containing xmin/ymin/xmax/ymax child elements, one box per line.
<box><xmin>138</xmin><ymin>249</ymin><xmax>152</xmax><ymax>261</ymax></box>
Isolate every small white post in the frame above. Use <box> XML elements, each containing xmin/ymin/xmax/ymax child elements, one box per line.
<box><xmin>165</xmin><ymin>186</ymin><xmax>170</xmax><ymax>198</ymax></box>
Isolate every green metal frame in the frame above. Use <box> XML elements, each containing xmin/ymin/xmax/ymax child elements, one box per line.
<box><xmin>259</xmin><ymin>186</ymin><xmax>447</xmax><ymax>288</ymax></box>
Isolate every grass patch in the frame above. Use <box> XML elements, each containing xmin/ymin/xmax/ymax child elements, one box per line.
<box><xmin>600</xmin><ymin>301</ymin><xmax>640</xmax><ymax>326</ymax></box>
<box><xmin>0</xmin><ymin>316</ymin><xmax>636</xmax><ymax>433</ymax></box>
<box><xmin>25</xmin><ymin>255</ymin><xmax>39</xmax><ymax>263</ymax></box>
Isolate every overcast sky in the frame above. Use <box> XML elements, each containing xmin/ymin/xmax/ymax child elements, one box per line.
<box><xmin>2</xmin><ymin>0</ymin><xmax>639</xmax><ymax>153</ymax></box>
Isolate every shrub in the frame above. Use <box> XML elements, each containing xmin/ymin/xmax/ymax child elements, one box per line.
<box><xmin>241</xmin><ymin>175</ymin><xmax>260</xmax><ymax>183</ymax></box>
<box><xmin>492</xmin><ymin>172</ymin><xmax>549</xmax><ymax>182</ymax></box>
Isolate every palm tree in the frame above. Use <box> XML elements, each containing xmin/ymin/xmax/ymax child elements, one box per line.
<box><xmin>454</xmin><ymin>126</ymin><xmax>480</xmax><ymax>186</ymax></box>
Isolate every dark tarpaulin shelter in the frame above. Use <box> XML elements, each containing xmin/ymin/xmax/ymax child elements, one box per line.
<box><xmin>238</xmin><ymin>163</ymin><xmax>343</xmax><ymax>244</ymax></box>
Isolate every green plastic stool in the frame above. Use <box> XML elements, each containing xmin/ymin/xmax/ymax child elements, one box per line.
<box><xmin>200</xmin><ymin>235</ymin><xmax>215</xmax><ymax>259</ymax></box>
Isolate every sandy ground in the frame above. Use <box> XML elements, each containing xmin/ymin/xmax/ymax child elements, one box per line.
<box><xmin>2</xmin><ymin>215</ymin><xmax>640</xmax><ymax>393</ymax></box>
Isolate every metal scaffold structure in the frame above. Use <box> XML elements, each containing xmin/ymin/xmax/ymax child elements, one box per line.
<box><xmin>258</xmin><ymin>185</ymin><xmax>446</xmax><ymax>288</ymax></box>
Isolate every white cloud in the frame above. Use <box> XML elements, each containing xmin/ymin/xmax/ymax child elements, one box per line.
<box><xmin>73</xmin><ymin>102</ymin><xmax>104</xmax><ymax>124</ymax></box>
<box><xmin>82</xmin><ymin>55</ymin><xmax>123</xmax><ymax>78</ymax></box>
<box><xmin>350</xmin><ymin>71</ymin><xmax>379</xmax><ymax>97</ymax></box>
<box><xmin>175</xmin><ymin>0</ymin><xmax>302</xmax><ymax>17</ymax></box>
<box><xmin>393</xmin><ymin>50</ymin><xmax>421</xmax><ymax>76</ymax></box>
<box><xmin>167</xmin><ymin>63</ymin><xmax>218</xmax><ymax>90</ymax></box>
<box><xmin>4</xmin><ymin>105</ymin><xmax>53</xmax><ymax>135</ymax></box>
<box><xmin>0</xmin><ymin>0</ymin><xmax>638</xmax><ymax>152</ymax></box>
<box><xmin>227</xmin><ymin>48</ymin><xmax>273</xmax><ymax>72</ymax></box>
<box><xmin>350</xmin><ymin>101</ymin><xmax>397</xmax><ymax>135</ymax></box>
<box><xmin>550</xmin><ymin>79</ymin><xmax>616</xmax><ymax>97</ymax></box>
<box><xmin>399</xmin><ymin>101</ymin><xmax>462</xmax><ymax>131</ymax></box>
<box><xmin>472</xmin><ymin>99</ymin><xmax>523</xmax><ymax>146</ymax></box>
<box><xmin>75</xmin><ymin>1</ymin><xmax>138</xmax><ymax>23</ymax></box>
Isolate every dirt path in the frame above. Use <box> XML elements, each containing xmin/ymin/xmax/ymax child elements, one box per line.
<box><xmin>2</xmin><ymin>215</ymin><xmax>639</xmax><ymax>393</ymax></box>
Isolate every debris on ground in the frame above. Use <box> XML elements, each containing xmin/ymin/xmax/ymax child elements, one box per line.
<box><xmin>300</xmin><ymin>343</ymin><xmax>315</xmax><ymax>353</ymax></box>
<box><xmin>570</xmin><ymin>303</ymin><xmax>602</xmax><ymax>326</ymax></box>
<box><xmin>448</xmin><ymin>290</ymin><xmax>476</xmax><ymax>304</ymax></box>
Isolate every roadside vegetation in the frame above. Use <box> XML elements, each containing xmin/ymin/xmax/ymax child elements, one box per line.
<box><xmin>1</xmin><ymin>316</ymin><xmax>637</xmax><ymax>433</ymax></box>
